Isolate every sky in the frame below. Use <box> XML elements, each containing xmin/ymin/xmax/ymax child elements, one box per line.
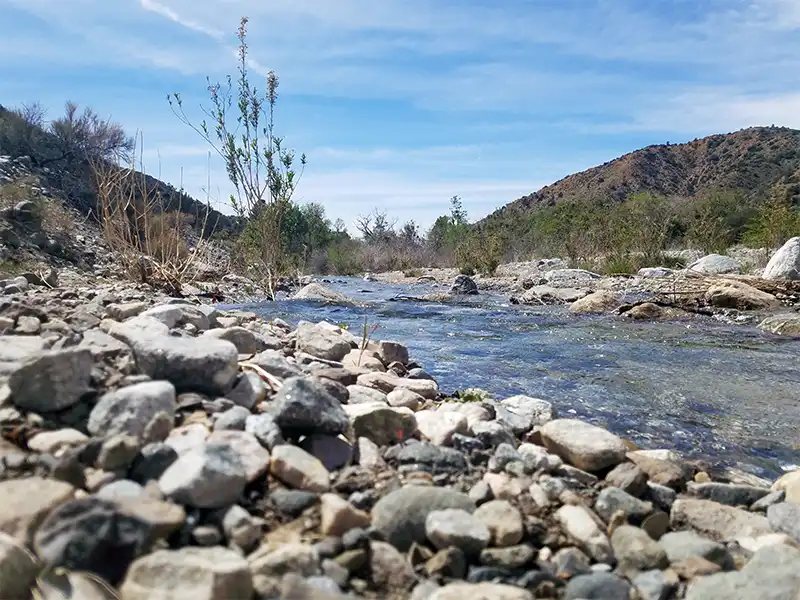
<box><xmin>1</xmin><ymin>0</ymin><xmax>800</xmax><ymax>234</ymax></box>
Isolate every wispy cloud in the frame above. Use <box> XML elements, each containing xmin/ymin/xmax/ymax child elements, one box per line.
<box><xmin>1</xmin><ymin>0</ymin><xmax>799</xmax><ymax>229</ymax></box>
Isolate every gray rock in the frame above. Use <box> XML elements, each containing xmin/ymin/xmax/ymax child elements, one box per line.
<box><xmin>687</xmin><ymin>482</ymin><xmax>771</xmax><ymax>507</ymax></box>
<box><xmin>751</xmin><ymin>490</ymin><xmax>785</xmax><ymax>511</ymax></box>
<box><xmin>605</xmin><ymin>462</ymin><xmax>648</xmax><ymax>497</ymax></box>
<box><xmin>270</xmin><ymin>445</ymin><xmax>331</xmax><ymax>493</ymax></box>
<box><xmin>292</xmin><ymin>283</ymin><xmax>354</xmax><ymax>305</ymax></box>
<box><xmin>372</xmin><ymin>486</ymin><xmax>475</xmax><ymax>551</ymax></box>
<box><xmin>473</xmin><ymin>500</ymin><xmax>524</xmax><ymax>547</ymax></box>
<box><xmin>378</xmin><ymin>340</ymin><xmax>409</xmax><ymax>365</ymax></box>
<box><xmin>685</xmin><ymin>543</ymin><xmax>800</xmax><ymax>600</ymax></box>
<box><xmin>633</xmin><ymin>570</ymin><xmax>676</xmax><ymax>600</ymax></box>
<box><xmin>213</xmin><ymin>406</ymin><xmax>251</xmax><ymax>431</ymax></box>
<box><xmin>248</xmin><ymin>350</ymin><xmax>304</xmax><ymax>379</ymax></box>
<box><xmin>541</xmin><ymin>419</ymin><xmax>627</xmax><ymax>472</ymax></box>
<box><xmin>10</xmin><ymin>348</ymin><xmax>93</xmax><ymax>412</ymax></box>
<box><xmin>595</xmin><ymin>487</ymin><xmax>654</xmax><ymax>523</ymax></box>
<box><xmin>762</xmin><ymin>237</ymin><xmax>800</xmax><ymax>280</ymax></box>
<box><xmin>493</xmin><ymin>395</ymin><xmax>555</xmax><ymax>434</ymax></box>
<box><xmin>95</xmin><ymin>479</ymin><xmax>145</xmax><ymax>501</ymax></box>
<box><xmin>203</xmin><ymin>326</ymin><xmax>280</xmax><ymax>353</ymax></box>
<box><xmin>611</xmin><ymin>525</ymin><xmax>669</xmax><ymax>572</ymax></box>
<box><xmin>296</xmin><ymin>322</ymin><xmax>352</xmax><ymax>362</ymax></box>
<box><xmin>647</xmin><ymin>481</ymin><xmax>677</xmax><ymax>511</ymax></box>
<box><xmin>207</xmin><ymin>430</ymin><xmax>271</xmax><ymax>482</ymax></box>
<box><xmin>0</xmin><ymin>477</ymin><xmax>76</xmax><ymax>543</ymax></box>
<box><xmin>120</xmin><ymin>546</ymin><xmax>253</xmax><ymax>600</ymax></box>
<box><xmin>158</xmin><ymin>442</ymin><xmax>247</xmax><ymax>508</ymax></box>
<box><xmin>130</xmin><ymin>442</ymin><xmax>179</xmax><ymax>484</ymax></box>
<box><xmin>347</xmin><ymin>384</ymin><xmax>389</xmax><ymax>405</ymax></box>
<box><xmin>125</xmin><ymin>333</ymin><xmax>239</xmax><ymax>396</ymax></box>
<box><xmin>96</xmin><ymin>434</ymin><xmax>140</xmax><ymax>471</ymax></box>
<box><xmin>33</xmin><ymin>496</ymin><xmax>154</xmax><ymax>584</ymax></box>
<box><xmin>88</xmin><ymin>380</ymin><xmax>177</xmax><ymax>439</ymax></box>
<box><xmin>270</xmin><ymin>489</ymin><xmax>319</xmax><ymax>517</ymax></box>
<box><xmin>688</xmin><ymin>254</ymin><xmax>741</xmax><ymax>275</ymax></box>
<box><xmin>450</xmin><ymin>275</ymin><xmax>478</xmax><ymax>295</ymax></box>
<box><xmin>471</xmin><ymin>421</ymin><xmax>516</xmax><ymax>448</ymax></box>
<box><xmin>270</xmin><ymin>376</ymin><xmax>350</xmax><ymax>438</ymax></box>
<box><xmin>299</xmin><ymin>434</ymin><xmax>353</xmax><ymax>471</ymax></box>
<box><xmin>487</xmin><ymin>443</ymin><xmax>522</xmax><ymax>473</ymax></box>
<box><xmin>139</xmin><ymin>303</ymin><xmax>211</xmax><ymax>330</ymax></box>
<box><xmin>552</xmin><ymin>547</ymin><xmax>591</xmax><ymax>578</ymax></box>
<box><xmin>670</xmin><ymin>499</ymin><xmax>771</xmax><ymax>541</ymax></box>
<box><xmin>426</xmin><ymin>509</ymin><xmax>490</xmax><ymax>556</ymax></box>
<box><xmin>344</xmin><ymin>403</ymin><xmax>418</xmax><ymax>446</ymax></box>
<box><xmin>245</xmin><ymin>413</ymin><xmax>285</xmax><ymax>450</ymax></box>
<box><xmin>226</xmin><ymin>371</ymin><xmax>265</xmax><ymax>410</ymax></box>
<box><xmin>658</xmin><ymin>531</ymin><xmax>731</xmax><ymax>568</ymax></box>
<box><xmin>564</xmin><ymin>572</ymin><xmax>632</xmax><ymax>600</ymax></box>
<box><xmin>396</xmin><ymin>442</ymin><xmax>468</xmax><ymax>473</ymax></box>
<box><xmin>767</xmin><ymin>502</ymin><xmax>800</xmax><ymax>543</ymax></box>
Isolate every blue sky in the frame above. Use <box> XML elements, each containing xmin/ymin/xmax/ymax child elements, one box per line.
<box><xmin>2</xmin><ymin>0</ymin><xmax>800</xmax><ymax>233</ymax></box>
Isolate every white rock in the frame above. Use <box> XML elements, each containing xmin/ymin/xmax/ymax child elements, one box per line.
<box><xmin>270</xmin><ymin>445</ymin><xmax>331</xmax><ymax>493</ymax></box>
<box><xmin>541</xmin><ymin>419</ymin><xmax>627</xmax><ymax>472</ymax></box>
<box><xmin>762</xmin><ymin>237</ymin><xmax>800</xmax><ymax>280</ymax></box>
<box><xmin>555</xmin><ymin>504</ymin><xmax>613</xmax><ymax>563</ymax></box>
<box><xmin>415</xmin><ymin>410</ymin><xmax>469</xmax><ymax>446</ymax></box>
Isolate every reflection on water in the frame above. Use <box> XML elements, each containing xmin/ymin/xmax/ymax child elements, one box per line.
<box><xmin>226</xmin><ymin>277</ymin><xmax>800</xmax><ymax>478</ymax></box>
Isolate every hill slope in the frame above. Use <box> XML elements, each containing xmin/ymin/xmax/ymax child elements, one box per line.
<box><xmin>481</xmin><ymin>126</ymin><xmax>800</xmax><ymax>231</ymax></box>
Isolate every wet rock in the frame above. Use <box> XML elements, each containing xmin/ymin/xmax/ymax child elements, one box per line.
<box><xmin>449</xmin><ymin>275</ymin><xmax>478</xmax><ymax>295</ymax></box>
<box><xmin>125</xmin><ymin>334</ymin><xmax>239</xmax><ymax>396</ymax></box>
<box><xmin>270</xmin><ymin>444</ymin><xmax>331</xmax><ymax>493</ymax></box>
<box><xmin>758</xmin><ymin>313</ymin><xmax>800</xmax><ymax>336</ymax></box>
<box><xmin>762</xmin><ymin>236</ymin><xmax>800</xmax><ymax>280</ymax></box>
<box><xmin>658</xmin><ymin>531</ymin><xmax>731</xmax><ymax>567</ymax></box>
<box><xmin>372</xmin><ymin>486</ymin><xmax>475</xmax><ymax>551</ymax></box>
<box><xmin>611</xmin><ymin>525</ymin><xmax>669</xmax><ymax>572</ymax></box>
<box><xmin>670</xmin><ymin>498</ymin><xmax>771</xmax><ymax>541</ymax></box>
<box><xmin>120</xmin><ymin>546</ymin><xmax>253</xmax><ymax>600</ymax></box>
<box><xmin>10</xmin><ymin>347</ymin><xmax>93</xmax><ymax>412</ymax></box>
<box><xmin>344</xmin><ymin>403</ymin><xmax>417</xmax><ymax>446</ymax></box>
<box><xmin>270</xmin><ymin>376</ymin><xmax>350</xmax><ymax>438</ymax></box>
<box><xmin>296</xmin><ymin>322</ymin><xmax>352</xmax><ymax>362</ymax></box>
<box><xmin>88</xmin><ymin>380</ymin><xmax>177</xmax><ymax>440</ymax></box>
<box><xmin>33</xmin><ymin>496</ymin><xmax>154</xmax><ymax>584</ymax></box>
<box><xmin>541</xmin><ymin>419</ymin><xmax>627</xmax><ymax>472</ymax></box>
<box><xmin>494</xmin><ymin>395</ymin><xmax>555</xmax><ymax>434</ymax></box>
<box><xmin>158</xmin><ymin>443</ymin><xmax>247</xmax><ymax>508</ymax></box>
<box><xmin>473</xmin><ymin>500</ymin><xmax>524</xmax><ymax>547</ymax></box>
<box><xmin>426</xmin><ymin>508</ymin><xmax>490</xmax><ymax>555</ymax></box>
<box><xmin>0</xmin><ymin>477</ymin><xmax>75</xmax><ymax>543</ymax></box>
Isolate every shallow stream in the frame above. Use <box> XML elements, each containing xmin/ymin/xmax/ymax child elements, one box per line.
<box><xmin>228</xmin><ymin>277</ymin><xmax>800</xmax><ymax>479</ymax></box>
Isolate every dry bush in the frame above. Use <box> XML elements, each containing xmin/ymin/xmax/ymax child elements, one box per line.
<box><xmin>89</xmin><ymin>145</ymin><xmax>213</xmax><ymax>294</ymax></box>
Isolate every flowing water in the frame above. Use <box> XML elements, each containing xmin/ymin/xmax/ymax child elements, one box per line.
<box><xmin>226</xmin><ymin>277</ymin><xmax>800</xmax><ymax>479</ymax></box>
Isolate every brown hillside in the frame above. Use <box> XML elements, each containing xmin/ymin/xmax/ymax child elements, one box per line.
<box><xmin>482</xmin><ymin>126</ymin><xmax>800</xmax><ymax>227</ymax></box>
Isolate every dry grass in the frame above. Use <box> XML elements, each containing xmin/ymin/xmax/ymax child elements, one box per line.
<box><xmin>89</xmin><ymin>139</ymin><xmax>214</xmax><ymax>294</ymax></box>
<box><xmin>0</xmin><ymin>175</ymin><xmax>77</xmax><ymax>239</ymax></box>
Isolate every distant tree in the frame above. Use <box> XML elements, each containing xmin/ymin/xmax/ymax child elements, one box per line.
<box><xmin>49</xmin><ymin>101</ymin><xmax>135</xmax><ymax>164</ymax></box>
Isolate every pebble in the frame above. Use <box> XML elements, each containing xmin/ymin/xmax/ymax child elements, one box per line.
<box><xmin>320</xmin><ymin>493</ymin><xmax>371</xmax><ymax>536</ymax></box>
<box><xmin>426</xmin><ymin>508</ymin><xmax>491</xmax><ymax>555</ymax></box>
<box><xmin>158</xmin><ymin>442</ymin><xmax>247</xmax><ymax>508</ymax></box>
<box><xmin>270</xmin><ymin>444</ymin><xmax>332</xmax><ymax>492</ymax></box>
<box><xmin>473</xmin><ymin>500</ymin><xmax>524</xmax><ymax>547</ymax></box>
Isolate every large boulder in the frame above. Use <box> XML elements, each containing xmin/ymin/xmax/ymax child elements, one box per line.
<box><xmin>758</xmin><ymin>314</ymin><xmax>800</xmax><ymax>336</ymax></box>
<box><xmin>570</xmin><ymin>290</ymin><xmax>622</xmax><ymax>314</ymax></box>
<box><xmin>687</xmin><ymin>254</ymin><xmax>741</xmax><ymax>275</ymax></box>
<box><xmin>292</xmin><ymin>283</ymin><xmax>353</xmax><ymax>305</ymax></box>
<box><xmin>762</xmin><ymin>237</ymin><xmax>800</xmax><ymax>280</ymax></box>
<box><xmin>704</xmin><ymin>281</ymin><xmax>780</xmax><ymax>310</ymax></box>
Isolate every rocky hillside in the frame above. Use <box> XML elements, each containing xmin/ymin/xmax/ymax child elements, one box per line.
<box><xmin>0</xmin><ymin>105</ymin><xmax>240</xmax><ymax>237</ymax></box>
<box><xmin>482</xmin><ymin>126</ymin><xmax>800</xmax><ymax>229</ymax></box>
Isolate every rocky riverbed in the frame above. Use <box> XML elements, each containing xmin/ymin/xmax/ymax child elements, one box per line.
<box><xmin>0</xmin><ymin>277</ymin><xmax>799</xmax><ymax>599</ymax></box>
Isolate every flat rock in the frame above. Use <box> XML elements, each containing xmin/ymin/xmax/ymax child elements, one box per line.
<box><xmin>120</xmin><ymin>546</ymin><xmax>253</xmax><ymax>600</ymax></box>
<box><xmin>124</xmin><ymin>333</ymin><xmax>239</xmax><ymax>396</ymax></box>
<box><xmin>27</xmin><ymin>428</ymin><xmax>89</xmax><ymax>454</ymax></box>
<box><xmin>493</xmin><ymin>395</ymin><xmax>555</xmax><ymax>434</ymax></box>
<box><xmin>270</xmin><ymin>445</ymin><xmax>331</xmax><ymax>493</ymax></box>
<box><xmin>687</xmin><ymin>481</ymin><xmax>771</xmax><ymax>507</ymax></box>
<box><xmin>88</xmin><ymin>380</ymin><xmax>177</xmax><ymax>439</ymax></box>
<box><xmin>158</xmin><ymin>443</ymin><xmax>247</xmax><ymax>508</ymax></box>
<box><xmin>372</xmin><ymin>486</ymin><xmax>475</xmax><ymax>551</ymax></box>
<box><xmin>9</xmin><ymin>348</ymin><xmax>93</xmax><ymax>412</ymax></box>
<box><xmin>426</xmin><ymin>508</ymin><xmax>490</xmax><ymax>555</ymax></box>
<box><xmin>541</xmin><ymin>419</ymin><xmax>627</xmax><ymax>472</ymax></box>
<box><xmin>202</xmin><ymin>326</ymin><xmax>279</xmax><ymax>353</ymax></box>
<box><xmin>356</xmin><ymin>372</ymin><xmax>438</xmax><ymax>399</ymax></box>
<box><xmin>670</xmin><ymin>498</ymin><xmax>771</xmax><ymax>541</ymax></box>
<box><xmin>570</xmin><ymin>290</ymin><xmax>622</xmax><ymax>314</ymax></box>
<box><xmin>429</xmin><ymin>582</ymin><xmax>533</xmax><ymax>600</ymax></box>
<box><xmin>564</xmin><ymin>572</ymin><xmax>632</xmax><ymax>600</ymax></box>
<box><xmin>688</xmin><ymin>254</ymin><xmax>741</xmax><ymax>275</ymax></box>
<box><xmin>658</xmin><ymin>531</ymin><xmax>731</xmax><ymax>567</ymax></box>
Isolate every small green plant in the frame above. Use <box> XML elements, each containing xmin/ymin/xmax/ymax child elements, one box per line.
<box><xmin>357</xmin><ymin>314</ymin><xmax>380</xmax><ymax>366</ymax></box>
<box><xmin>452</xmin><ymin>387</ymin><xmax>492</xmax><ymax>403</ymax></box>
<box><xmin>336</xmin><ymin>322</ymin><xmax>349</xmax><ymax>331</ymax></box>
